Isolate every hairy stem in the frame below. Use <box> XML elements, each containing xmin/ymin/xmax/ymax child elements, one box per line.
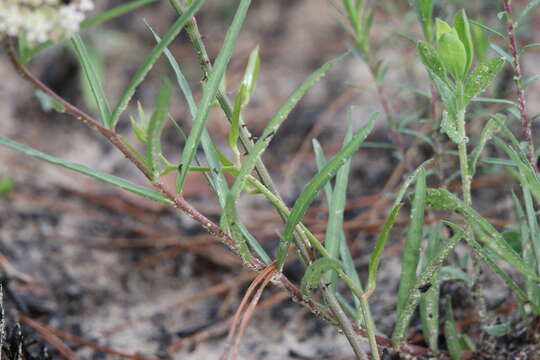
<box><xmin>502</xmin><ymin>0</ymin><xmax>537</xmax><ymax>172</ymax></box>
<box><xmin>457</xmin><ymin>109</ymin><xmax>487</xmax><ymax>320</ymax></box>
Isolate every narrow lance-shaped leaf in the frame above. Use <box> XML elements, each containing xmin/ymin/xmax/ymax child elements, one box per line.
<box><xmin>144</xmin><ymin>22</ymin><xmax>274</xmax><ymax>264</ymax></box>
<box><xmin>325</xmin><ymin>119</ymin><xmax>354</xmax><ymax>292</ymax></box>
<box><xmin>392</xmin><ymin>223</ymin><xmax>465</xmax><ymax>346</ymax></box>
<box><xmin>275</xmin><ymin>113</ymin><xmax>376</xmax><ymax>271</ymax></box>
<box><xmin>146</xmin><ymin>80</ymin><xmax>172</xmax><ymax>181</ymax></box>
<box><xmin>462</xmin><ymin>222</ymin><xmax>540</xmax><ymax>314</ymax></box>
<box><xmin>71</xmin><ymin>35</ymin><xmax>112</xmax><ymax>128</ymax></box>
<box><xmin>469</xmin><ymin>113</ymin><xmax>506</xmax><ymax>176</ymax></box>
<box><xmin>463</xmin><ymin>57</ymin><xmax>505</xmax><ymax>106</ymax></box>
<box><xmin>0</xmin><ymin>136</ymin><xmax>172</xmax><ymax>205</ymax></box>
<box><xmin>515</xmin><ymin>0</ymin><xmax>540</xmax><ymax>29</ymax></box>
<box><xmin>512</xmin><ymin>191</ymin><xmax>540</xmax><ymax>304</ymax></box>
<box><xmin>109</xmin><ymin>0</ymin><xmax>204</xmax><ymax>129</ymax></box>
<box><xmin>366</xmin><ymin>203</ymin><xmax>403</xmax><ymax>294</ymax></box>
<box><xmin>396</xmin><ymin>167</ymin><xmax>427</xmax><ymax>317</ymax></box>
<box><xmin>225</xmin><ymin>53</ymin><xmax>350</xmax><ymax>264</ymax></box>
<box><xmin>425</xmin><ymin>188</ymin><xmax>540</xmax><ymax>281</ymax></box>
<box><xmin>419</xmin><ymin>223</ymin><xmax>442</xmax><ymax>351</ymax></box>
<box><xmin>177</xmin><ymin>0</ymin><xmax>252</xmax><ymax>192</ymax></box>
<box><xmin>444</xmin><ymin>300</ymin><xmax>463</xmax><ymax>360</ymax></box>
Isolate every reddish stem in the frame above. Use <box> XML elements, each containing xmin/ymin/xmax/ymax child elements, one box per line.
<box><xmin>503</xmin><ymin>0</ymin><xmax>538</xmax><ymax>172</ymax></box>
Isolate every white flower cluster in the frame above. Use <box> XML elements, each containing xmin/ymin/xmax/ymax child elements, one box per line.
<box><xmin>0</xmin><ymin>0</ymin><xmax>95</xmax><ymax>44</ymax></box>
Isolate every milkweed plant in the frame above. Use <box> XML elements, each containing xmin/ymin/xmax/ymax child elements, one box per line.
<box><xmin>1</xmin><ymin>0</ymin><xmax>540</xmax><ymax>359</ymax></box>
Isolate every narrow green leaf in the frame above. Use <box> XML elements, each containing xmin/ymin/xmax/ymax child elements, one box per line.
<box><xmin>420</xmin><ymin>224</ymin><xmax>442</xmax><ymax>352</ymax></box>
<box><xmin>445</xmin><ymin>301</ymin><xmax>462</xmax><ymax>360</ymax></box>
<box><xmin>425</xmin><ymin>188</ymin><xmax>540</xmax><ymax>281</ymax></box>
<box><xmin>177</xmin><ymin>0</ymin><xmax>252</xmax><ymax>192</ymax></box>
<box><xmin>367</xmin><ymin>203</ymin><xmax>403</xmax><ymax>293</ymax></box>
<box><xmin>326</xmin><ymin>122</ymin><xmax>354</xmax><ymax>260</ymax></box>
<box><xmin>396</xmin><ymin>168</ymin><xmax>427</xmax><ymax>317</ymax></box>
<box><xmin>274</xmin><ymin>114</ymin><xmax>376</xmax><ymax>271</ymax></box>
<box><xmin>512</xmin><ymin>191</ymin><xmax>540</xmax><ymax>305</ymax></box>
<box><xmin>300</xmin><ymin>258</ymin><xmax>344</xmax><ymax>296</ymax></box>
<box><xmin>469</xmin><ymin>20</ymin><xmax>505</xmax><ymax>39</ymax></box>
<box><xmin>0</xmin><ymin>136</ymin><xmax>172</xmax><ymax>205</ymax></box>
<box><xmin>146</xmin><ymin>80</ymin><xmax>172</xmax><ymax>181</ymax></box>
<box><xmin>392</xmin><ymin>223</ymin><xmax>464</xmax><ymax>346</ymax></box>
<box><xmin>489</xmin><ymin>44</ymin><xmax>513</xmax><ymax>63</ymax></box>
<box><xmin>109</xmin><ymin>0</ymin><xmax>203</xmax><ymax>129</ymax></box>
<box><xmin>144</xmin><ymin>22</ymin><xmax>275</xmax><ymax>263</ymax></box>
<box><xmin>469</xmin><ymin>113</ymin><xmax>506</xmax><ymax>176</ymax></box>
<box><xmin>463</xmin><ymin>57</ymin><xmax>505</xmax><ymax>105</ymax></box>
<box><xmin>495</xmin><ymin>137</ymin><xmax>540</xmax><ymax>206</ymax></box>
<box><xmin>516</xmin><ymin>0</ymin><xmax>540</xmax><ymax>29</ymax></box>
<box><xmin>462</xmin><ymin>224</ymin><xmax>540</xmax><ymax>314</ymax></box>
<box><xmin>225</xmin><ymin>53</ymin><xmax>350</xmax><ymax>266</ymax></box>
<box><xmin>71</xmin><ymin>35</ymin><xmax>112</xmax><ymax>128</ymax></box>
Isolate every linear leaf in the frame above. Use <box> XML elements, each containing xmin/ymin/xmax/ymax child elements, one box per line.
<box><xmin>396</xmin><ymin>167</ymin><xmax>426</xmax><ymax>317</ymax></box>
<box><xmin>469</xmin><ymin>113</ymin><xmax>506</xmax><ymax>176</ymax></box>
<box><xmin>392</xmin><ymin>223</ymin><xmax>464</xmax><ymax>346</ymax></box>
<box><xmin>425</xmin><ymin>188</ymin><xmax>540</xmax><ymax>281</ymax></box>
<box><xmin>275</xmin><ymin>113</ymin><xmax>376</xmax><ymax>271</ymax></box>
<box><xmin>177</xmin><ymin>0</ymin><xmax>252</xmax><ymax>191</ymax></box>
<box><xmin>109</xmin><ymin>0</ymin><xmax>203</xmax><ymax>129</ymax></box>
<box><xmin>367</xmin><ymin>203</ymin><xmax>403</xmax><ymax>293</ymax></box>
<box><xmin>444</xmin><ymin>300</ymin><xmax>462</xmax><ymax>360</ymax></box>
<box><xmin>0</xmin><ymin>136</ymin><xmax>172</xmax><ymax>205</ymax></box>
<box><xmin>420</xmin><ymin>224</ymin><xmax>442</xmax><ymax>351</ymax></box>
<box><xmin>145</xmin><ymin>21</ymin><xmax>274</xmax><ymax>263</ymax></box>
<box><xmin>516</xmin><ymin>0</ymin><xmax>540</xmax><ymax>29</ymax></box>
<box><xmin>71</xmin><ymin>35</ymin><xmax>112</xmax><ymax>128</ymax></box>
<box><xmin>226</xmin><ymin>53</ymin><xmax>350</xmax><ymax>266</ymax></box>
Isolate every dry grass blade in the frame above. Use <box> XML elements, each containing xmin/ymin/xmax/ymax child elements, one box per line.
<box><xmin>222</xmin><ymin>263</ymin><xmax>276</xmax><ymax>360</ymax></box>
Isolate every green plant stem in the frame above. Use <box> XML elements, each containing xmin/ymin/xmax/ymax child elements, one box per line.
<box><xmin>456</xmin><ymin>110</ymin><xmax>471</xmax><ymax>206</ymax></box>
<box><xmin>457</xmin><ymin>109</ymin><xmax>487</xmax><ymax>320</ymax></box>
<box><xmin>322</xmin><ymin>285</ymin><xmax>369</xmax><ymax>360</ymax></box>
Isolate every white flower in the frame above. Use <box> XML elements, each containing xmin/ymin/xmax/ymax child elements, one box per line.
<box><xmin>0</xmin><ymin>0</ymin><xmax>95</xmax><ymax>44</ymax></box>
